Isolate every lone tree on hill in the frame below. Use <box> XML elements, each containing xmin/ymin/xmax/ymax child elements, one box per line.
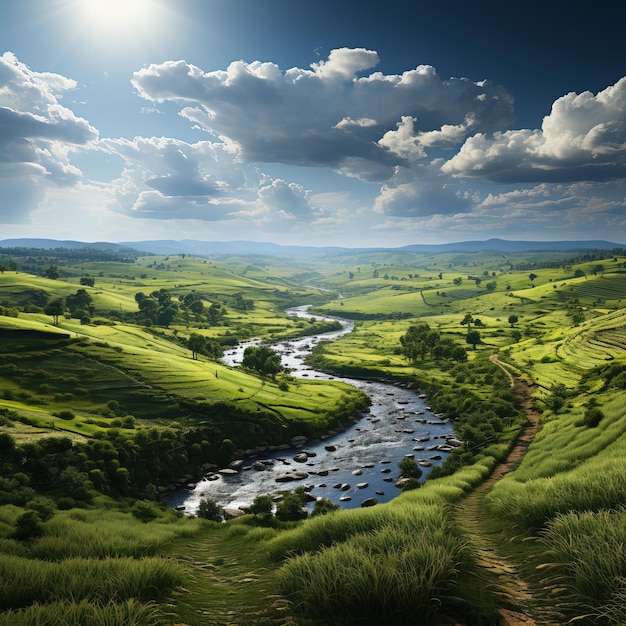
<box><xmin>466</xmin><ymin>329</ymin><xmax>481</xmax><ymax>350</ymax></box>
<box><xmin>508</xmin><ymin>314</ymin><xmax>519</xmax><ymax>327</ymax></box>
<box><xmin>460</xmin><ymin>313</ymin><xmax>474</xmax><ymax>329</ymax></box>
<box><xmin>187</xmin><ymin>333</ymin><xmax>206</xmax><ymax>360</ymax></box>
<box><xmin>44</xmin><ymin>298</ymin><xmax>65</xmax><ymax>326</ymax></box>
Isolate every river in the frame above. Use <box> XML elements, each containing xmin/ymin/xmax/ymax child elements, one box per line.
<box><xmin>168</xmin><ymin>306</ymin><xmax>455</xmax><ymax>513</ymax></box>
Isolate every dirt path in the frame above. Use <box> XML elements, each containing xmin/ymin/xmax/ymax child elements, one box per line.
<box><xmin>452</xmin><ymin>356</ymin><xmax>564</xmax><ymax>625</ymax></box>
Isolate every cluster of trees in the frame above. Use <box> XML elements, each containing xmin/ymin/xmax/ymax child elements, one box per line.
<box><xmin>0</xmin><ymin>415</ymin><xmax>244</xmax><ymax>505</ymax></box>
<box><xmin>187</xmin><ymin>332</ymin><xmax>223</xmax><ymax>360</ymax></box>
<box><xmin>43</xmin><ymin>289</ymin><xmax>95</xmax><ymax>325</ymax></box>
<box><xmin>242</xmin><ymin>345</ymin><xmax>284</xmax><ymax>377</ymax></box>
<box><xmin>135</xmin><ymin>290</ymin><xmax>179</xmax><ymax>327</ymax></box>
<box><xmin>399</xmin><ymin>323</ymin><xmax>468</xmax><ymax>362</ymax></box>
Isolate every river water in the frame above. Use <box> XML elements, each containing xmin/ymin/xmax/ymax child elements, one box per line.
<box><xmin>169</xmin><ymin>306</ymin><xmax>455</xmax><ymax>513</ymax></box>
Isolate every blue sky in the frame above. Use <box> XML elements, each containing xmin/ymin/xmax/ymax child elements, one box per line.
<box><xmin>1</xmin><ymin>0</ymin><xmax>625</xmax><ymax>246</ymax></box>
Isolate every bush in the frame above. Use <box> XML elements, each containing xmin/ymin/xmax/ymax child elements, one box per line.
<box><xmin>398</xmin><ymin>457</ymin><xmax>423</xmax><ymax>480</ymax></box>
<box><xmin>12</xmin><ymin>510</ymin><xmax>44</xmax><ymax>541</ymax></box>
<box><xmin>582</xmin><ymin>407</ymin><xmax>605</xmax><ymax>428</ymax></box>
<box><xmin>249</xmin><ymin>494</ymin><xmax>273</xmax><ymax>520</ymax></box>
<box><xmin>276</xmin><ymin>493</ymin><xmax>308</xmax><ymax>522</ymax></box>
<box><xmin>131</xmin><ymin>500</ymin><xmax>161</xmax><ymax>523</ymax></box>
<box><xmin>197</xmin><ymin>498</ymin><xmax>223</xmax><ymax>522</ymax></box>
<box><xmin>54</xmin><ymin>410</ymin><xmax>75</xmax><ymax>421</ymax></box>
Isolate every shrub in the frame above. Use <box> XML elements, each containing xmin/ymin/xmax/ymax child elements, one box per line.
<box><xmin>12</xmin><ymin>510</ymin><xmax>44</xmax><ymax>541</ymax></box>
<box><xmin>249</xmin><ymin>494</ymin><xmax>273</xmax><ymax>520</ymax></box>
<box><xmin>197</xmin><ymin>498</ymin><xmax>223</xmax><ymax>522</ymax></box>
<box><xmin>582</xmin><ymin>407</ymin><xmax>605</xmax><ymax>428</ymax></box>
<box><xmin>55</xmin><ymin>410</ymin><xmax>75</xmax><ymax>421</ymax></box>
<box><xmin>276</xmin><ymin>493</ymin><xmax>308</xmax><ymax>522</ymax></box>
<box><xmin>311</xmin><ymin>498</ymin><xmax>340</xmax><ymax>517</ymax></box>
<box><xmin>131</xmin><ymin>500</ymin><xmax>161</xmax><ymax>523</ymax></box>
<box><xmin>398</xmin><ymin>457</ymin><xmax>423</xmax><ymax>480</ymax></box>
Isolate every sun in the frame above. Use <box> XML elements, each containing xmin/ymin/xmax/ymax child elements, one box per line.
<box><xmin>78</xmin><ymin>0</ymin><xmax>161</xmax><ymax>34</ymax></box>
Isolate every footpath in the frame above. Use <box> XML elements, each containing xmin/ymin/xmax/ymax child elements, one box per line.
<box><xmin>452</xmin><ymin>356</ymin><xmax>565</xmax><ymax>625</ymax></box>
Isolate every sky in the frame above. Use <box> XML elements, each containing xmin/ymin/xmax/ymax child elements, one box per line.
<box><xmin>0</xmin><ymin>0</ymin><xmax>625</xmax><ymax>248</ymax></box>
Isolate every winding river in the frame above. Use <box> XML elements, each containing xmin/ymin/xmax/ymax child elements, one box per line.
<box><xmin>168</xmin><ymin>306</ymin><xmax>455</xmax><ymax>513</ymax></box>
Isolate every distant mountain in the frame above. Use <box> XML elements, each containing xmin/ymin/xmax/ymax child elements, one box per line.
<box><xmin>1</xmin><ymin>237</ymin><xmax>624</xmax><ymax>257</ymax></box>
<box><xmin>122</xmin><ymin>238</ymin><xmax>625</xmax><ymax>256</ymax></box>
<box><xmin>397</xmin><ymin>238</ymin><xmax>625</xmax><ymax>254</ymax></box>
<box><xmin>121</xmin><ymin>239</ymin><xmax>354</xmax><ymax>257</ymax></box>
<box><xmin>0</xmin><ymin>238</ymin><xmax>136</xmax><ymax>253</ymax></box>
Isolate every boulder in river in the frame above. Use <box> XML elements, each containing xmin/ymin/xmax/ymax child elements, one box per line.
<box><xmin>361</xmin><ymin>497</ymin><xmax>378</xmax><ymax>507</ymax></box>
<box><xmin>324</xmin><ymin>444</ymin><xmax>337</xmax><ymax>452</ymax></box>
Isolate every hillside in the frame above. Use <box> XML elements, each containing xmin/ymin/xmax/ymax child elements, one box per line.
<box><xmin>0</xmin><ymin>245</ymin><xmax>625</xmax><ymax>624</ymax></box>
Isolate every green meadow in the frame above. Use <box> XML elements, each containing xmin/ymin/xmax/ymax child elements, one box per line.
<box><xmin>1</xmin><ymin>245</ymin><xmax>626</xmax><ymax>624</ymax></box>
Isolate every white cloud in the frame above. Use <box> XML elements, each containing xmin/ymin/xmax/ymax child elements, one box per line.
<box><xmin>132</xmin><ymin>49</ymin><xmax>514</xmax><ymax>181</ymax></box>
<box><xmin>373</xmin><ymin>162</ymin><xmax>472</xmax><ymax>217</ymax></box>
<box><xmin>0</xmin><ymin>52</ymin><xmax>98</xmax><ymax>222</ymax></box>
<box><xmin>443</xmin><ymin>77</ymin><xmax>626</xmax><ymax>182</ymax></box>
<box><xmin>102</xmin><ymin>136</ymin><xmax>257</xmax><ymax>220</ymax></box>
<box><xmin>257</xmin><ymin>179</ymin><xmax>316</xmax><ymax>219</ymax></box>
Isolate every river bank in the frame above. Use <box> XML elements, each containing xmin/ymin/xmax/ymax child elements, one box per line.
<box><xmin>168</xmin><ymin>306</ymin><xmax>456</xmax><ymax>514</ymax></box>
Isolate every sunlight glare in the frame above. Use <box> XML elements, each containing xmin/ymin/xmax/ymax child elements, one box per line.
<box><xmin>79</xmin><ymin>0</ymin><xmax>160</xmax><ymax>34</ymax></box>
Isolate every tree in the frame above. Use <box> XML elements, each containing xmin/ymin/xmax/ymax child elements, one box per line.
<box><xmin>453</xmin><ymin>277</ymin><xmax>462</xmax><ymax>286</ymax></box>
<box><xmin>511</xmin><ymin>329</ymin><xmax>523</xmax><ymax>342</ymax></box>
<box><xmin>508</xmin><ymin>314</ymin><xmax>519</xmax><ymax>327</ymax></box>
<box><xmin>44</xmin><ymin>265</ymin><xmax>59</xmax><ymax>280</ymax></box>
<box><xmin>66</xmin><ymin>289</ymin><xmax>93</xmax><ymax>316</ymax></box>
<box><xmin>197</xmin><ymin>497</ymin><xmax>224</xmax><ymax>522</ymax></box>
<box><xmin>80</xmin><ymin>276</ymin><xmax>95</xmax><ymax>287</ymax></box>
<box><xmin>187</xmin><ymin>333</ymin><xmax>206</xmax><ymax>360</ymax></box>
<box><xmin>242</xmin><ymin>345</ymin><xmax>283</xmax><ymax>378</ymax></box>
<box><xmin>546</xmin><ymin>383</ymin><xmax>568</xmax><ymax>413</ymax></box>
<box><xmin>485</xmin><ymin>281</ymin><xmax>497</xmax><ymax>292</ymax></box>
<box><xmin>529</xmin><ymin>273</ymin><xmax>538</xmax><ymax>283</ymax></box>
<box><xmin>44</xmin><ymin>298</ymin><xmax>65</xmax><ymax>326</ymax></box>
<box><xmin>460</xmin><ymin>313</ymin><xmax>474</xmax><ymax>329</ymax></box>
<box><xmin>400</xmin><ymin>323</ymin><xmax>440</xmax><ymax>361</ymax></box>
<box><xmin>466</xmin><ymin>329</ymin><xmax>481</xmax><ymax>350</ymax></box>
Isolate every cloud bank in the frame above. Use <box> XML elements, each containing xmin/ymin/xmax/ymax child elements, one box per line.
<box><xmin>1</xmin><ymin>48</ymin><xmax>625</xmax><ymax>243</ymax></box>
<box><xmin>0</xmin><ymin>52</ymin><xmax>97</xmax><ymax>222</ymax></box>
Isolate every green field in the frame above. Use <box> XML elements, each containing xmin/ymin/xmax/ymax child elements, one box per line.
<box><xmin>1</xmin><ymin>245</ymin><xmax>626</xmax><ymax>624</ymax></box>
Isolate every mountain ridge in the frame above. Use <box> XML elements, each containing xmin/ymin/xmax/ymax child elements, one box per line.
<box><xmin>0</xmin><ymin>237</ymin><xmax>624</xmax><ymax>257</ymax></box>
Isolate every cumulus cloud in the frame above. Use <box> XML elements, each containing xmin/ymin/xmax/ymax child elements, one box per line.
<box><xmin>443</xmin><ymin>77</ymin><xmax>626</xmax><ymax>182</ymax></box>
<box><xmin>257</xmin><ymin>179</ymin><xmax>316</xmax><ymax>219</ymax></box>
<box><xmin>373</xmin><ymin>161</ymin><xmax>472</xmax><ymax>217</ymax></box>
<box><xmin>102</xmin><ymin>136</ymin><xmax>258</xmax><ymax>220</ymax></box>
<box><xmin>132</xmin><ymin>49</ymin><xmax>514</xmax><ymax>181</ymax></box>
<box><xmin>0</xmin><ymin>52</ymin><xmax>97</xmax><ymax>221</ymax></box>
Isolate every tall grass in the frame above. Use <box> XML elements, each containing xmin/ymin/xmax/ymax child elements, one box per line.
<box><xmin>485</xmin><ymin>393</ymin><xmax>626</xmax><ymax>528</ymax></box>
<box><xmin>0</xmin><ymin>554</ymin><xmax>186</xmax><ymax>609</ymax></box>
<box><xmin>0</xmin><ymin>599</ymin><xmax>163</xmax><ymax>626</ymax></box>
<box><xmin>540</xmin><ymin>509</ymin><xmax>626</xmax><ymax>624</ymax></box>
<box><xmin>29</xmin><ymin>508</ymin><xmax>200</xmax><ymax>560</ymax></box>
<box><xmin>277</xmin><ymin>507</ymin><xmax>467</xmax><ymax>625</ymax></box>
